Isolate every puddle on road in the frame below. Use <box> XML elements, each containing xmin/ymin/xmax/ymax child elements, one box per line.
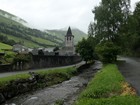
<box><xmin>3</xmin><ymin>61</ymin><xmax>102</xmax><ymax>105</ymax></box>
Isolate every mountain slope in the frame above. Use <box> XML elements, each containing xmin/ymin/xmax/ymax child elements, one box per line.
<box><xmin>0</xmin><ymin>9</ymin><xmax>27</xmax><ymax>25</ymax></box>
<box><xmin>46</xmin><ymin>28</ymin><xmax>87</xmax><ymax>44</ymax></box>
<box><xmin>0</xmin><ymin>42</ymin><xmax>12</xmax><ymax>49</ymax></box>
<box><xmin>0</xmin><ymin>10</ymin><xmax>62</xmax><ymax>48</ymax></box>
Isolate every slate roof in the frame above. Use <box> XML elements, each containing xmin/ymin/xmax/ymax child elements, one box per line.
<box><xmin>65</xmin><ymin>27</ymin><xmax>74</xmax><ymax>37</ymax></box>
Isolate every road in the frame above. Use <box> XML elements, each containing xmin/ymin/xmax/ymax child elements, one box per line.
<box><xmin>0</xmin><ymin>61</ymin><xmax>85</xmax><ymax>78</ymax></box>
<box><xmin>118</xmin><ymin>57</ymin><xmax>140</xmax><ymax>95</ymax></box>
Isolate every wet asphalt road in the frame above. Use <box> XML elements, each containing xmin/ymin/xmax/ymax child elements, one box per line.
<box><xmin>118</xmin><ymin>57</ymin><xmax>140</xmax><ymax>95</ymax></box>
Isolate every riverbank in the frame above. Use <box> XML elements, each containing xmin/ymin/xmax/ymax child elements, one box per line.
<box><xmin>75</xmin><ymin>64</ymin><xmax>140</xmax><ymax>105</ymax></box>
<box><xmin>2</xmin><ymin>61</ymin><xmax>102</xmax><ymax>105</ymax></box>
<box><xmin>0</xmin><ymin>65</ymin><xmax>81</xmax><ymax>104</ymax></box>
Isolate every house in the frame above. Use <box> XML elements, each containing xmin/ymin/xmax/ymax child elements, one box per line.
<box><xmin>13</xmin><ymin>44</ymin><xmax>29</xmax><ymax>53</ymax></box>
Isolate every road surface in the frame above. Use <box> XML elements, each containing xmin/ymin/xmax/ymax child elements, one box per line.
<box><xmin>118</xmin><ymin>57</ymin><xmax>140</xmax><ymax>95</ymax></box>
<box><xmin>0</xmin><ymin>61</ymin><xmax>85</xmax><ymax>78</ymax></box>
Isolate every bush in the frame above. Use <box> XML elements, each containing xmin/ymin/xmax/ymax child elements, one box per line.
<box><xmin>95</xmin><ymin>41</ymin><xmax>120</xmax><ymax>63</ymax></box>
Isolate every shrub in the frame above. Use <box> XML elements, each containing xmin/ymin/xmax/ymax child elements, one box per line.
<box><xmin>95</xmin><ymin>41</ymin><xmax>120</xmax><ymax>63</ymax></box>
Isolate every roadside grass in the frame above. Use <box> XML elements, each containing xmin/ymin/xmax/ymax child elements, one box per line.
<box><xmin>0</xmin><ymin>67</ymin><xmax>77</xmax><ymax>88</ymax></box>
<box><xmin>75</xmin><ymin>64</ymin><xmax>140</xmax><ymax>105</ymax></box>
<box><xmin>0</xmin><ymin>73</ymin><xmax>30</xmax><ymax>88</ymax></box>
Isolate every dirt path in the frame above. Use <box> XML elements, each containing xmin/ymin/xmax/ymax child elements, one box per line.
<box><xmin>118</xmin><ymin>57</ymin><xmax>140</xmax><ymax>95</ymax></box>
<box><xmin>3</xmin><ymin>61</ymin><xmax>102</xmax><ymax>105</ymax></box>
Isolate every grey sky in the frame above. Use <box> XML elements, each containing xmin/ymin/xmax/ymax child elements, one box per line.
<box><xmin>0</xmin><ymin>0</ymin><xmax>139</xmax><ymax>33</ymax></box>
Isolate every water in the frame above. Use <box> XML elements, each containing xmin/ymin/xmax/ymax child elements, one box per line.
<box><xmin>3</xmin><ymin>61</ymin><xmax>102</xmax><ymax>105</ymax></box>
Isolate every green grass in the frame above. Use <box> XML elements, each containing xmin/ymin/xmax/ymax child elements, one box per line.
<box><xmin>0</xmin><ymin>67</ymin><xmax>76</xmax><ymax>88</ymax></box>
<box><xmin>0</xmin><ymin>73</ymin><xmax>30</xmax><ymax>88</ymax></box>
<box><xmin>0</xmin><ymin>42</ymin><xmax>12</xmax><ymax>50</ymax></box>
<box><xmin>37</xmin><ymin>67</ymin><xmax>76</xmax><ymax>76</ymax></box>
<box><xmin>75</xmin><ymin>96</ymin><xmax>140</xmax><ymax>105</ymax></box>
<box><xmin>75</xmin><ymin>64</ymin><xmax>140</xmax><ymax>105</ymax></box>
<box><xmin>30</xmin><ymin>36</ymin><xmax>57</xmax><ymax>46</ymax></box>
<box><xmin>2</xmin><ymin>33</ymin><xmax>41</xmax><ymax>48</ymax></box>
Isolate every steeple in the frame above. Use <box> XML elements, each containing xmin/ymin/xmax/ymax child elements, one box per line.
<box><xmin>66</xmin><ymin>26</ymin><xmax>74</xmax><ymax>37</ymax></box>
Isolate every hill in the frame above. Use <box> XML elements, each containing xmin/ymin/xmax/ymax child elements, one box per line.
<box><xmin>0</xmin><ymin>42</ymin><xmax>12</xmax><ymax>49</ymax></box>
<box><xmin>0</xmin><ymin>9</ymin><xmax>62</xmax><ymax>48</ymax></box>
<box><xmin>46</xmin><ymin>28</ymin><xmax>87</xmax><ymax>44</ymax></box>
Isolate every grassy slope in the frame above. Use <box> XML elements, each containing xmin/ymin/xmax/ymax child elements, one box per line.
<box><xmin>0</xmin><ymin>15</ymin><xmax>57</xmax><ymax>48</ymax></box>
<box><xmin>0</xmin><ymin>42</ymin><xmax>12</xmax><ymax>49</ymax></box>
<box><xmin>75</xmin><ymin>64</ymin><xmax>140</xmax><ymax>105</ymax></box>
<box><xmin>30</xmin><ymin>36</ymin><xmax>57</xmax><ymax>46</ymax></box>
<box><xmin>0</xmin><ymin>15</ymin><xmax>24</xmax><ymax>26</ymax></box>
<box><xmin>1</xmin><ymin>33</ymin><xmax>41</xmax><ymax>48</ymax></box>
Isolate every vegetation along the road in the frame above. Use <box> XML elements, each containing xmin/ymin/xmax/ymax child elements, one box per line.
<box><xmin>75</xmin><ymin>64</ymin><xmax>140</xmax><ymax>105</ymax></box>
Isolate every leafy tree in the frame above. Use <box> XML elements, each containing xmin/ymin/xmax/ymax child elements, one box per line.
<box><xmin>93</xmin><ymin>0</ymin><xmax>130</xmax><ymax>44</ymax></box>
<box><xmin>88</xmin><ymin>22</ymin><xmax>95</xmax><ymax>37</ymax></box>
<box><xmin>76</xmin><ymin>38</ymin><xmax>96</xmax><ymax>63</ymax></box>
<box><xmin>95</xmin><ymin>41</ymin><xmax>120</xmax><ymax>63</ymax></box>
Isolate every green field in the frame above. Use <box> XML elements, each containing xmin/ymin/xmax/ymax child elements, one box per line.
<box><xmin>30</xmin><ymin>36</ymin><xmax>57</xmax><ymax>46</ymax></box>
<box><xmin>75</xmin><ymin>64</ymin><xmax>140</xmax><ymax>105</ymax></box>
<box><xmin>0</xmin><ymin>42</ymin><xmax>12</xmax><ymax>52</ymax></box>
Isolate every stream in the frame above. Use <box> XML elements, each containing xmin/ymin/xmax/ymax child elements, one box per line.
<box><xmin>3</xmin><ymin>61</ymin><xmax>102</xmax><ymax>105</ymax></box>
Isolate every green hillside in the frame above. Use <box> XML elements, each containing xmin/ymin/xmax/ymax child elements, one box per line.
<box><xmin>0</xmin><ymin>10</ymin><xmax>62</xmax><ymax>48</ymax></box>
<box><xmin>0</xmin><ymin>42</ymin><xmax>12</xmax><ymax>49</ymax></box>
<box><xmin>46</xmin><ymin>28</ymin><xmax>87</xmax><ymax>44</ymax></box>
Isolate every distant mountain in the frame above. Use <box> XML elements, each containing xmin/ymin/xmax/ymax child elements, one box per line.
<box><xmin>0</xmin><ymin>9</ymin><xmax>63</xmax><ymax>48</ymax></box>
<box><xmin>46</xmin><ymin>27</ymin><xmax>87</xmax><ymax>44</ymax></box>
<box><xmin>0</xmin><ymin>9</ymin><xmax>27</xmax><ymax>26</ymax></box>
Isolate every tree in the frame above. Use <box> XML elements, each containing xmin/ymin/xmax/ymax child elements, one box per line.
<box><xmin>76</xmin><ymin>38</ymin><xmax>96</xmax><ymax>63</ymax></box>
<box><xmin>88</xmin><ymin>22</ymin><xmax>95</xmax><ymax>37</ymax></box>
<box><xmin>95</xmin><ymin>41</ymin><xmax>120</xmax><ymax>63</ymax></box>
<box><xmin>93</xmin><ymin>0</ymin><xmax>130</xmax><ymax>44</ymax></box>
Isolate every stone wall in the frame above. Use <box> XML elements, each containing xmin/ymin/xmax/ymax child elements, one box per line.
<box><xmin>0</xmin><ymin>55</ymin><xmax>82</xmax><ymax>72</ymax></box>
<box><xmin>31</xmin><ymin>55</ymin><xmax>81</xmax><ymax>69</ymax></box>
<box><xmin>0</xmin><ymin>64</ymin><xmax>12</xmax><ymax>72</ymax></box>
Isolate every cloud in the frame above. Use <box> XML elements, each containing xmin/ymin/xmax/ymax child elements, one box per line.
<box><xmin>0</xmin><ymin>0</ymin><xmax>139</xmax><ymax>33</ymax></box>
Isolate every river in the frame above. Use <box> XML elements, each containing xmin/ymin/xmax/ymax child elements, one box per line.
<box><xmin>3</xmin><ymin>61</ymin><xmax>102</xmax><ymax>105</ymax></box>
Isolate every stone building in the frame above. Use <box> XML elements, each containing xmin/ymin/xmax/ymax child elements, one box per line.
<box><xmin>13</xmin><ymin>44</ymin><xmax>29</xmax><ymax>53</ymax></box>
<box><xmin>59</xmin><ymin>27</ymin><xmax>75</xmax><ymax>56</ymax></box>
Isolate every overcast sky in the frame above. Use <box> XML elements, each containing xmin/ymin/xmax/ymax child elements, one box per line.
<box><xmin>0</xmin><ymin>0</ymin><xmax>139</xmax><ymax>33</ymax></box>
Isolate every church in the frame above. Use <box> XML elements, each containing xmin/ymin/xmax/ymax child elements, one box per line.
<box><xmin>58</xmin><ymin>27</ymin><xmax>75</xmax><ymax>56</ymax></box>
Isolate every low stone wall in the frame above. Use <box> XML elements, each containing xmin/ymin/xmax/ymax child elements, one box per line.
<box><xmin>0</xmin><ymin>55</ymin><xmax>81</xmax><ymax>72</ymax></box>
<box><xmin>31</xmin><ymin>55</ymin><xmax>81</xmax><ymax>69</ymax></box>
<box><xmin>0</xmin><ymin>64</ymin><xmax>12</xmax><ymax>72</ymax></box>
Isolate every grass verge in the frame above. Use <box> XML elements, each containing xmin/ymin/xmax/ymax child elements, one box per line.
<box><xmin>0</xmin><ymin>67</ymin><xmax>77</xmax><ymax>88</ymax></box>
<box><xmin>75</xmin><ymin>64</ymin><xmax>140</xmax><ymax>105</ymax></box>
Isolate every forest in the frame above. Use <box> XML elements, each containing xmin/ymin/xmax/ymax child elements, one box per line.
<box><xmin>76</xmin><ymin>0</ymin><xmax>140</xmax><ymax>63</ymax></box>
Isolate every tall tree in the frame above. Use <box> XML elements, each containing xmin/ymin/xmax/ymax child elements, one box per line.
<box><xmin>93</xmin><ymin>0</ymin><xmax>130</xmax><ymax>44</ymax></box>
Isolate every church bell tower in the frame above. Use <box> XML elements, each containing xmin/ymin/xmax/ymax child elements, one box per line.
<box><xmin>65</xmin><ymin>27</ymin><xmax>74</xmax><ymax>47</ymax></box>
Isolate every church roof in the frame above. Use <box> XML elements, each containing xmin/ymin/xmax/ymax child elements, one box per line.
<box><xmin>66</xmin><ymin>27</ymin><xmax>74</xmax><ymax>37</ymax></box>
